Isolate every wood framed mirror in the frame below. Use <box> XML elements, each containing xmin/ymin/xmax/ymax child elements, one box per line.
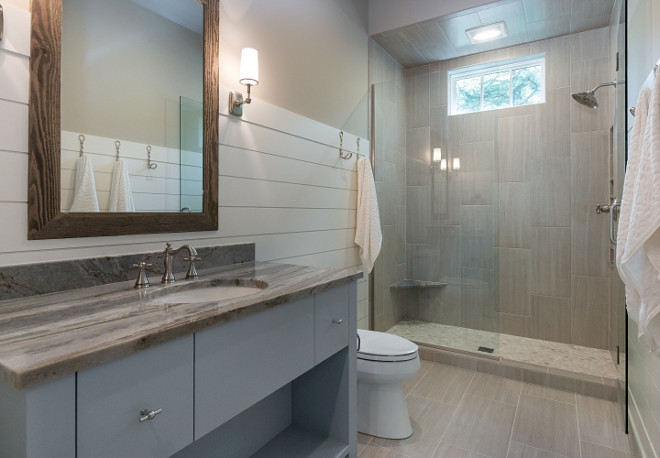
<box><xmin>28</xmin><ymin>0</ymin><xmax>219</xmax><ymax>240</ymax></box>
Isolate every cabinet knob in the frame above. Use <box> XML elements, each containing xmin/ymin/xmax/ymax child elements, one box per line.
<box><xmin>333</xmin><ymin>319</ymin><xmax>343</xmax><ymax>325</ymax></box>
<box><xmin>139</xmin><ymin>408</ymin><xmax>162</xmax><ymax>422</ymax></box>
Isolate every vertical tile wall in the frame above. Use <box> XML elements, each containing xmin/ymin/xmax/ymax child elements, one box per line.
<box><xmin>404</xmin><ymin>27</ymin><xmax>613</xmax><ymax>349</ymax></box>
<box><xmin>369</xmin><ymin>40</ymin><xmax>407</xmax><ymax>332</ymax></box>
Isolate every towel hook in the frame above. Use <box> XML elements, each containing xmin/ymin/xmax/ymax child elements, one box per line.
<box><xmin>339</xmin><ymin>131</ymin><xmax>353</xmax><ymax>160</ymax></box>
<box><xmin>78</xmin><ymin>134</ymin><xmax>85</xmax><ymax>158</ymax></box>
<box><xmin>146</xmin><ymin>145</ymin><xmax>157</xmax><ymax>169</ymax></box>
<box><xmin>630</xmin><ymin>64</ymin><xmax>658</xmax><ymax>117</ymax></box>
<box><xmin>114</xmin><ymin>140</ymin><xmax>121</xmax><ymax>161</ymax></box>
<box><xmin>356</xmin><ymin>137</ymin><xmax>360</xmax><ymax>157</ymax></box>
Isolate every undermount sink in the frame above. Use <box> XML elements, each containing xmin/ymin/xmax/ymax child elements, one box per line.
<box><xmin>147</xmin><ymin>279</ymin><xmax>267</xmax><ymax>305</ymax></box>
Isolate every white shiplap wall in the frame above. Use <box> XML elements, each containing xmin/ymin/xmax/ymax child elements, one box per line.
<box><xmin>0</xmin><ymin>4</ymin><xmax>368</xmax><ymax>312</ymax></box>
<box><xmin>60</xmin><ymin>131</ymin><xmax>199</xmax><ymax>213</ymax></box>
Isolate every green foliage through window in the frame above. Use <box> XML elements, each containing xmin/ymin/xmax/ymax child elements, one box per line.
<box><xmin>450</xmin><ymin>55</ymin><xmax>545</xmax><ymax>115</ymax></box>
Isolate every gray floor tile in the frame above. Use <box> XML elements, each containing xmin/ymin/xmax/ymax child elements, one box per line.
<box><xmin>371</xmin><ymin>395</ymin><xmax>455</xmax><ymax>457</ymax></box>
<box><xmin>467</xmin><ymin>372</ymin><xmax>523</xmax><ymax>405</ymax></box>
<box><xmin>576</xmin><ymin>395</ymin><xmax>638</xmax><ymax>454</ymax></box>
<box><xmin>512</xmin><ymin>394</ymin><xmax>580</xmax><ymax>457</ymax></box>
<box><xmin>580</xmin><ymin>440</ymin><xmax>640</xmax><ymax>458</ymax></box>
<box><xmin>403</xmin><ymin>359</ymin><xmax>433</xmax><ymax>395</ymax></box>
<box><xmin>434</xmin><ymin>441</ymin><xmax>491</xmax><ymax>457</ymax></box>
<box><xmin>443</xmin><ymin>394</ymin><xmax>517</xmax><ymax>458</ymax></box>
<box><xmin>521</xmin><ymin>383</ymin><xmax>576</xmax><ymax>405</ymax></box>
<box><xmin>357</xmin><ymin>432</ymin><xmax>372</xmax><ymax>455</ymax></box>
<box><xmin>358</xmin><ymin>443</ymin><xmax>410</xmax><ymax>458</ymax></box>
<box><xmin>507</xmin><ymin>441</ymin><xmax>569</xmax><ymax>457</ymax></box>
<box><xmin>411</xmin><ymin>363</ymin><xmax>476</xmax><ymax>406</ymax></box>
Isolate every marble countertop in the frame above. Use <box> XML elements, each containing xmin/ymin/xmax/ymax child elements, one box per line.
<box><xmin>0</xmin><ymin>262</ymin><xmax>362</xmax><ymax>390</ymax></box>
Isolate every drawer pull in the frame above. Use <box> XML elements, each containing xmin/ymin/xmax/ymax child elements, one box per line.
<box><xmin>333</xmin><ymin>319</ymin><xmax>343</xmax><ymax>325</ymax></box>
<box><xmin>139</xmin><ymin>408</ymin><xmax>162</xmax><ymax>422</ymax></box>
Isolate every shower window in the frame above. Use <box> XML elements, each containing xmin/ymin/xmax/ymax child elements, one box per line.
<box><xmin>450</xmin><ymin>54</ymin><xmax>546</xmax><ymax>115</ymax></box>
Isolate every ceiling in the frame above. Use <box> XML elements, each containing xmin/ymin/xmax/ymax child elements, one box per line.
<box><xmin>371</xmin><ymin>0</ymin><xmax>615</xmax><ymax>68</ymax></box>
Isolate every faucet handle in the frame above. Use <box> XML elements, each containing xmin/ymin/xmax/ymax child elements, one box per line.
<box><xmin>133</xmin><ymin>262</ymin><xmax>153</xmax><ymax>289</ymax></box>
<box><xmin>132</xmin><ymin>262</ymin><xmax>153</xmax><ymax>270</ymax></box>
<box><xmin>183</xmin><ymin>256</ymin><xmax>201</xmax><ymax>280</ymax></box>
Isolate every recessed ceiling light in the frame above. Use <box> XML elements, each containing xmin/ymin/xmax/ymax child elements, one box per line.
<box><xmin>466</xmin><ymin>22</ymin><xmax>509</xmax><ymax>44</ymax></box>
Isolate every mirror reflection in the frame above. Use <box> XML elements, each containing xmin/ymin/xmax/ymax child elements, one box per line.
<box><xmin>60</xmin><ymin>0</ymin><xmax>204</xmax><ymax>213</ymax></box>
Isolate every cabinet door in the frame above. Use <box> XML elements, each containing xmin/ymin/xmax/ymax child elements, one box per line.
<box><xmin>195</xmin><ymin>297</ymin><xmax>315</xmax><ymax>439</ymax></box>
<box><xmin>315</xmin><ymin>285</ymin><xmax>349</xmax><ymax>364</ymax></box>
<box><xmin>77</xmin><ymin>335</ymin><xmax>194</xmax><ymax>458</ymax></box>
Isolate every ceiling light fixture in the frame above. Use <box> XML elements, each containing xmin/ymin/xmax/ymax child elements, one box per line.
<box><xmin>466</xmin><ymin>22</ymin><xmax>508</xmax><ymax>44</ymax></box>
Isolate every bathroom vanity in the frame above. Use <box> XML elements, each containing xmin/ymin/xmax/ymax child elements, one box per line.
<box><xmin>0</xmin><ymin>262</ymin><xmax>360</xmax><ymax>457</ymax></box>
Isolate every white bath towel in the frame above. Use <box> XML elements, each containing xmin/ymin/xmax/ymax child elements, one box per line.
<box><xmin>108</xmin><ymin>159</ymin><xmax>135</xmax><ymax>212</ymax></box>
<box><xmin>617</xmin><ymin>75</ymin><xmax>660</xmax><ymax>353</ymax></box>
<box><xmin>355</xmin><ymin>157</ymin><xmax>382</xmax><ymax>273</ymax></box>
<box><xmin>70</xmin><ymin>155</ymin><xmax>100</xmax><ymax>212</ymax></box>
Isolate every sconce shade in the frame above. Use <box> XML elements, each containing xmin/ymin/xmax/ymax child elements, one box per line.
<box><xmin>433</xmin><ymin>148</ymin><xmax>442</xmax><ymax>162</ymax></box>
<box><xmin>440</xmin><ymin>159</ymin><xmax>447</xmax><ymax>171</ymax></box>
<box><xmin>239</xmin><ymin>48</ymin><xmax>259</xmax><ymax>86</ymax></box>
<box><xmin>452</xmin><ymin>157</ymin><xmax>461</xmax><ymax>170</ymax></box>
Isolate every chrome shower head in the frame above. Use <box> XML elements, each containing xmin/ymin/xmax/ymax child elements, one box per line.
<box><xmin>571</xmin><ymin>81</ymin><xmax>616</xmax><ymax>109</ymax></box>
<box><xmin>572</xmin><ymin>91</ymin><xmax>599</xmax><ymax>109</ymax></box>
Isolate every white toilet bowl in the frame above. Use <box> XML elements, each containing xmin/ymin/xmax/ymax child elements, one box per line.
<box><xmin>357</xmin><ymin>329</ymin><xmax>420</xmax><ymax>440</ymax></box>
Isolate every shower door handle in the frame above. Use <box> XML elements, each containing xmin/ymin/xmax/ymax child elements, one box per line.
<box><xmin>608</xmin><ymin>200</ymin><xmax>620</xmax><ymax>245</ymax></box>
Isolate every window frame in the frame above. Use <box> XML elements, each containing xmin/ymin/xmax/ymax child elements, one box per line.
<box><xmin>448</xmin><ymin>53</ymin><xmax>546</xmax><ymax>116</ymax></box>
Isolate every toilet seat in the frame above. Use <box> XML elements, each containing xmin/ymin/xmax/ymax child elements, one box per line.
<box><xmin>357</xmin><ymin>329</ymin><xmax>418</xmax><ymax>362</ymax></box>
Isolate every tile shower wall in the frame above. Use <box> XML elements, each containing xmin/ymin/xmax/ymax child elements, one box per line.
<box><xmin>404</xmin><ymin>27</ymin><xmax>613</xmax><ymax>349</ymax></box>
<box><xmin>0</xmin><ymin>4</ymin><xmax>368</xmax><ymax>311</ymax></box>
<box><xmin>369</xmin><ymin>40</ymin><xmax>407</xmax><ymax>332</ymax></box>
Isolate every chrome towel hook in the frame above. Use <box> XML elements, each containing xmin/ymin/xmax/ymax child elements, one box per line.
<box><xmin>146</xmin><ymin>145</ymin><xmax>157</xmax><ymax>169</ymax></box>
<box><xmin>114</xmin><ymin>140</ymin><xmax>121</xmax><ymax>161</ymax></box>
<box><xmin>630</xmin><ymin>64</ymin><xmax>658</xmax><ymax>117</ymax></box>
<box><xmin>78</xmin><ymin>134</ymin><xmax>85</xmax><ymax>157</ymax></box>
<box><xmin>339</xmin><ymin>131</ymin><xmax>353</xmax><ymax>160</ymax></box>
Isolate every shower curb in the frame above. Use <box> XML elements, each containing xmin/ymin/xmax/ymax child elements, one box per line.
<box><xmin>418</xmin><ymin>344</ymin><xmax>618</xmax><ymax>402</ymax></box>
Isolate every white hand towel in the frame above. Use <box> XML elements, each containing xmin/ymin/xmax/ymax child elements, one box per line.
<box><xmin>617</xmin><ymin>74</ymin><xmax>660</xmax><ymax>353</ymax></box>
<box><xmin>70</xmin><ymin>155</ymin><xmax>100</xmax><ymax>212</ymax></box>
<box><xmin>108</xmin><ymin>159</ymin><xmax>135</xmax><ymax>212</ymax></box>
<box><xmin>355</xmin><ymin>157</ymin><xmax>382</xmax><ymax>273</ymax></box>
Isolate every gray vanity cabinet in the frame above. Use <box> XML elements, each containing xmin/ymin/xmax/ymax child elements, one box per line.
<box><xmin>194</xmin><ymin>296</ymin><xmax>316</xmax><ymax>439</ymax></box>
<box><xmin>76</xmin><ymin>335</ymin><xmax>194</xmax><ymax>458</ymax></box>
<box><xmin>314</xmin><ymin>285</ymin><xmax>349</xmax><ymax>364</ymax></box>
<box><xmin>0</xmin><ymin>281</ymin><xmax>357</xmax><ymax>458</ymax></box>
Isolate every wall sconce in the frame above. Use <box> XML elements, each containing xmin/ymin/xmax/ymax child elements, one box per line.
<box><xmin>452</xmin><ymin>157</ymin><xmax>461</xmax><ymax>171</ymax></box>
<box><xmin>229</xmin><ymin>48</ymin><xmax>259</xmax><ymax>117</ymax></box>
<box><xmin>431</xmin><ymin>148</ymin><xmax>449</xmax><ymax>171</ymax></box>
<box><xmin>432</xmin><ymin>148</ymin><xmax>442</xmax><ymax>163</ymax></box>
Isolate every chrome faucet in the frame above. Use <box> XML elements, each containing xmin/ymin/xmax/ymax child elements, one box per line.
<box><xmin>161</xmin><ymin>243</ymin><xmax>201</xmax><ymax>284</ymax></box>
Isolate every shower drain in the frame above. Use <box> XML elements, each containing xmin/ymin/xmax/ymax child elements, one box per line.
<box><xmin>477</xmin><ymin>346</ymin><xmax>495</xmax><ymax>354</ymax></box>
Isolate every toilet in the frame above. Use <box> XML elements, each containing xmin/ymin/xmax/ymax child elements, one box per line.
<box><xmin>357</xmin><ymin>329</ymin><xmax>420</xmax><ymax>439</ymax></box>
